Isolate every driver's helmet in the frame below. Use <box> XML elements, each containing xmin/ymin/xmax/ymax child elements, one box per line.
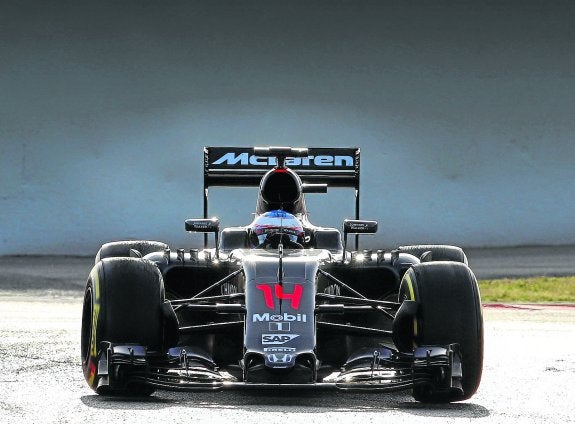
<box><xmin>250</xmin><ymin>210</ymin><xmax>305</xmax><ymax>248</ymax></box>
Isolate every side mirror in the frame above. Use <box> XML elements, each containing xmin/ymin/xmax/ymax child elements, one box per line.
<box><xmin>343</xmin><ymin>219</ymin><xmax>378</xmax><ymax>235</ymax></box>
<box><xmin>185</xmin><ymin>218</ymin><xmax>220</xmax><ymax>259</ymax></box>
<box><xmin>342</xmin><ymin>219</ymin><xmax>378</xmax><ymax>262</ymax></box>
<box><xmin>185</xmin><ymin>218</ymin><xmax>220</xmax><ymax>233</ymax></box>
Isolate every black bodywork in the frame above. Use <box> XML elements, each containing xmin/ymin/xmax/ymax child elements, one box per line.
<box><xmin>90</xmin><ymin>147</ymin><xmax>472</xmax><ymax>396</ymax></box>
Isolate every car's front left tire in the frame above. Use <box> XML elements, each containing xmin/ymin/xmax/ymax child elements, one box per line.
<box><xmin>398</xmin><ymin>261</ymin><xmax>483</xmax><ymax>403</ymax></box>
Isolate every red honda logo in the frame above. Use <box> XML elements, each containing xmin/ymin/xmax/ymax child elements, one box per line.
<box><xmin>255</xmin><ymin>284</ymin><xmax>303</xmax><ymax>309</ymax></box>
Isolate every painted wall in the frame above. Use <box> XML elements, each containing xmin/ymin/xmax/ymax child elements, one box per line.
<box><xmin>1</xmin><ymin>0</ymin><xmax>574</xmax><ymax>255</ymax></box>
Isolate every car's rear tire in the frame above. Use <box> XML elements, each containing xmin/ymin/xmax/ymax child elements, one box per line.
<box><xmin>81</xmin><ymin>258</ymin><xmax>165</xmax><ymax>396</ymax></box>
<box><xmin>95</xmin><ymin>240</ymin><xmax>168</xmax><ymax>263</ymax></box>
<box><xmin>398</xmin><ymin>245</ymin><xmax>468</xmax><ymax>264</ymax></box>
<box><xmin>398</xmin><ymin>262</ymin><xmax>483</xmax><ymax>403</ymax></box>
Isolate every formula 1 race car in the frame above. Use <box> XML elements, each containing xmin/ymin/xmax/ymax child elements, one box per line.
<box><xmin>81</xmin><ymin>146</ymin><xmax>483</xmax><ymax>402</ymax></box>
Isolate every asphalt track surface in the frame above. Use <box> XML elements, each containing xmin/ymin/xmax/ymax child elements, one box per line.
<box><xmin>0</xmin><ymin>247</ymin><xmax>574</xmax><ymax>423</ymax></box>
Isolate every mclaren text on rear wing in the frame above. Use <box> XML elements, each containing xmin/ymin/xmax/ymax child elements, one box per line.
<box><xmin>204</xmin><ymin>147</ymin><xmax>360</xmax><ymax>188</ymax></box>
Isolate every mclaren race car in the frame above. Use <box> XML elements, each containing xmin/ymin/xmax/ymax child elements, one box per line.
<box><xmin>81</xmin><ymin>146</ymin><xmax>483</xmax><ymax>402</ymax></box>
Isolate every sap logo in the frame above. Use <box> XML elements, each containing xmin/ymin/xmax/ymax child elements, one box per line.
<box><xmin>261</xmin><ymin>334</ymin><xmax>300</xmax><ymax>345</ymax></box>
<box><xmin>252</xmin><ymin>313</ymin><xmax>307</xmax><ymax>323</ymax></box>
<box><xmin>213</xmin><ymin>153</ymin><xmax>353</xmax><ymax>168</ymax></box>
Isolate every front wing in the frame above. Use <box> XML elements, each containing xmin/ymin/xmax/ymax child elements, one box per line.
<box><xmin>94</xmin><ymin>342</ymin><xmax>463</xmax><ymax>394</ymax></box>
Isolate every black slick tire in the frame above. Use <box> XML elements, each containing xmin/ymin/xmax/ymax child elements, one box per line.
<box><xmin>398</xmin><ymin>245</ymin><xmax>468</xmax><ymax>264</ymax></box>
<box><xmin>81</xmin><ymin>257</ymin><xmax>165</xmax><ymax>396</ymax></box>
<box><xmin>398</xmin><ymin>262</ymin><xmax>483</xmax><ymax>403</ymax></box>
<box><xmin>95</xmin><ymin>240</ymin><xmax>168</xmax><ymax>263</ymax></box>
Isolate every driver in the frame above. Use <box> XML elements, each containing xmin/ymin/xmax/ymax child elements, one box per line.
<box><xmin>250</xmin><ymin>210</ymin><xmax>305</xmax><ymax>249</ymax></box>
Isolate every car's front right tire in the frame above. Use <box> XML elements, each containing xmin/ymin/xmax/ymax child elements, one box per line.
<box><xmin>81</xmin><ymin>257</ymin><xmax>165</xmax><ymax>396</ymax></box>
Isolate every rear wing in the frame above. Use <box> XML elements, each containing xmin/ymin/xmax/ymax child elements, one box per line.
<box><xmin>203</xmin><ymin>146</ymin><xmax>361</xmax><ymax>222</ymax></box>
<box><xmin>204</xmin><ymin>146</ymin><xmax>360</xmax><ymax>188</ymax></box>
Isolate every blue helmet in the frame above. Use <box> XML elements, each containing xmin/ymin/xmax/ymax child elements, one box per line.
<box><xmin>251</xmin><ymin>210</ymin><xmax>304</xmax><ymax>248</ymax></box>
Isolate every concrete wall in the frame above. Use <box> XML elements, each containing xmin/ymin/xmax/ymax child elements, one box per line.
<box><xmin>1</xmin><ymin>0</ymin><xmax>574</xmax><ymax>255</ymax></box>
